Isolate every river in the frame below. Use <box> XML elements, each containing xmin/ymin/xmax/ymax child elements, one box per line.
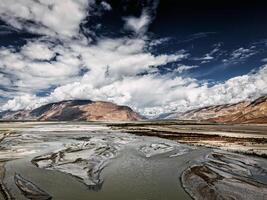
<box><xmin>0</xmin><ymin>122</ymin><xmax>266</xmax><ymax>200</ymax></box>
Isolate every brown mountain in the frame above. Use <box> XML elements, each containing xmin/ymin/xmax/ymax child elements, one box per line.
<box><xmin>174</xmin><ymin>96</ymin><xmax>267</xmax><ymax>124</ymax></box>
<box><xmin>0</xmin><ymin>100</ymin><xmax>143</xmax><ymax>121</ymax></box>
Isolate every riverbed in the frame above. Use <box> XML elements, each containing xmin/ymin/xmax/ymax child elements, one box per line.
<box><xmin>0</xmin><ymin>122</ymin><xmax>266</xmax><ymax>200</ymax></box>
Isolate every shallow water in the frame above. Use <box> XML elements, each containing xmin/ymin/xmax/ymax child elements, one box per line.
<box><xmin>1</xmin><ymin>123</ymin><xmax>266</xmax><ymax>200</ymax></box>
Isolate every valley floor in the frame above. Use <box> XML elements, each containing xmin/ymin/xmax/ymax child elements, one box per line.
<box><xmin>0</xmin><ymin>121</ymin><xmax>266</xmax><ymax>200</ymax></box>
<box><xmin>108</xmin><ymin>120</ymin><xmax>267</xmax><ymax>157</ymax></box>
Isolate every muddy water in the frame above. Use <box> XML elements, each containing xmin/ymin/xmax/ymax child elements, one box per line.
<box><xmin>5</xmin><ymin>145</ymin><xmax>206</xmax><ymax>200</ymax></box>
<box><xmin>0</xmin><ymin>123</ymin><xmax>267</xmax><ymax>200</ymax></box>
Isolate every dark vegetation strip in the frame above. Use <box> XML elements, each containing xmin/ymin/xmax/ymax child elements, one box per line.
<box><xmin>112</xmin><ymin>128</ymin><xmax>267</xmax><ymax>144</ymax></box>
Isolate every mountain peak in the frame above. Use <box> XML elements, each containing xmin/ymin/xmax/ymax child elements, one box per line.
<box><xmin>0</xmin><ymin>100</ymin><xmax>143</xmax><ymax>122</ymax></box>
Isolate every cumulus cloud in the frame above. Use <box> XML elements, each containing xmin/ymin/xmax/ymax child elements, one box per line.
<box><xmin>2</xmin><ymin>63</ymin><xmax>267</xmax><ymax>117</ymax></box>
<box><xmin>1</xmin><ymin>94</ymin><xmax>43</xmax><ymax>111</ymax></box>
<box><xmin>69</xmin><ymin>37</ymin><xmax>187</xmax><ymax>88</ymax></box>
<box><xmin>0</xmin><ymin>35</ymin><xmax>187</xmax><ymax>114</ymax></box>
<box><xmin>0</xmin><ymin>41</ymin><xmax>83</xmax><ymax>94</ymax></box>
<box><xmin>141</xmin><ymin>64</ymin><xmax>267</xmax><ymax>116</ymax></box>
<box><xmin>0</xmin><ymin>0</ymin><xmax>93</xmax><ymax>38</ymax></box>
<box><xmin>21</xmin><ymin>41</ymin><xmax>56</xmax><ymax>60</ymax></box>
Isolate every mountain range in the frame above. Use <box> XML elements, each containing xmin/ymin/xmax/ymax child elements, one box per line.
<box><xmin>0</xmin><ymin>96</ymin><xmax>267</xmax><ymax>123</ymax></box>
<box><xmin>0</xmin><ymin>100</ymin><xmax>142</xmax><ymax>121</ymax></box>
<box><xmin>166</xmin><ymin>96</ymin><xmax>267</xmax><ymax>124</ymax></box>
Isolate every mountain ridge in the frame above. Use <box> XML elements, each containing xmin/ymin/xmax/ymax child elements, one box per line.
<box><xmin>168</xmin><ymin>95</ymin><xmax>267</xmax><ymax>123</ymax></box>
<box><xmin>0</xmin><ymin>100</ymin><xmax>143</xmax><ymax>121</ymax></box>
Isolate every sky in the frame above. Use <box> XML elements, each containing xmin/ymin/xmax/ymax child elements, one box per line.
<box><xmin>0</xmin><ymin>0</ymin><xmax>267</xmax><ymax>117</ymax></box>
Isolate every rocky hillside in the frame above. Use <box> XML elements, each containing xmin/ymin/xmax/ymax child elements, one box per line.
<box><xmin>173</xmin><ymin>96</ymin><xmax>267</xmax><ymax>123</ymax></box>
<box><xmin>0</xmin><ymin>100</ymin><xmax>142</xmax><ymax>121</ymax></box>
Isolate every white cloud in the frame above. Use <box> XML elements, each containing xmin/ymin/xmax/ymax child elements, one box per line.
<box><xmin>123</xmin><ymin>11</ymin><xmax>151</xmax><ymax>36</ymax></box>
<box><xmin>101</xmin><ymin>2</ymin><xmax>112</xmax><ymax>11</ymax></box>
<box><xmin>232</xmin><ymin>48</ymin><xmax>253</xmax><ymax>59</ymax></box>
<box><xmin>193</xmin><ymin>44</ymin><xmax>222</xmax><ymax>63</ymax></box>
<box><xmin>69</xmin><ymin>37</ymin><xmax>187</xmax><ymax>88</ymax></box>
<box><xmin>3</xmin><ymin>63</ymin><xmax>267</xmax><ymax>118</ymax></box>
<box><xmin>149</xmin><ymin>37</ymin><xmax>171</xmax><ymax>47</ymax></box>
<box><xmin>0</xmin><ymin>0</ymin><xmax>93</xmax><ymax>38</ymax></box>
<box><xmin>0</xmin><ymin>35</ymin><xmax>187</xmax><ymax>114</ymax></box>
<box><xmin>141</xmin><ymin>64</ymin><xmax>267</xmax><ymax>116</ymax></box>
<box><xmin>21</xmin><ymin>42</ymin><xmax>55</xmax><ymax>60</ymax></box>
<box><xmin>175</xmin><ymin>65</ymin><xmax>199</xmax><ymax>73</ymax></box>
<box><xmin>1</xmin><ymin>94</ymin><xmax>42</xmax><ymax>111</ymax></box>
<box><xmin>223</xmin><ymin>46</ymin><xmax>258</xmax><ymax>64</ymax></box>
<box><xmin>201</xmin><ymin>55</ymin><xmax>214</xmax><ymax>60</ymax></box>
<box><xmin>0</xmin><ymin>41</ymin><xmax>83</xmax><ymax>94</ymax></box>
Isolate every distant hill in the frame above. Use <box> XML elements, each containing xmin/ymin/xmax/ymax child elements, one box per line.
<box><xmin>0</xmin><ymin>100</ymin><xmax>143</xmax><ymax>121</ymax></box>
<box><xmin>165</xmin><ymin>96</ymin><xmax>267</xmax><ymax>124</ymax></box>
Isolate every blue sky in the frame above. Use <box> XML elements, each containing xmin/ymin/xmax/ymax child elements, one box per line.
<box><xmin>0</xmin><ymin>0</ymin><xmax>266</xmax><ymax>117</ymax></box>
